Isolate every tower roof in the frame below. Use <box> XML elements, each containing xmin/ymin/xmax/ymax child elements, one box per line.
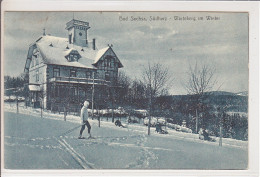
<box><xmin>65</xmin><ymin>19</ymin><xmax>90</xmax><ymax>30</ymax></box>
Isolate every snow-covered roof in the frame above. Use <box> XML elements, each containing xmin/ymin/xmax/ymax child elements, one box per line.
<box><xmin>35</xmin><ymin>35</ymin><xmax>110</xmax><ymax>69</ymax></box>
<box><xmin>94</xmin><ymin>47</ymin><xmax>109</xmax><ymax>64</ymax></box>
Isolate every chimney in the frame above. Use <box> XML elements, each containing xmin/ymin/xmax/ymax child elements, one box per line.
<box><xmin>69</xmin><ymin>34</ymin><xmax>72</xmax><ymax>44</ymax></box>
<box><xmin>92</xmin><ymin>38</ymin><xmax>96</xmax><ymax>50</ymax></box>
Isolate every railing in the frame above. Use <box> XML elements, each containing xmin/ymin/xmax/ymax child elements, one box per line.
<box><xmin>66</xmin><ymin>19</ymin><xmax>89</xmax><ymax>29</ymax></box>
<box><xmin>48</xmin><ymin>77</ymin><xmax>111</xmax><ymax>86</ymax></box>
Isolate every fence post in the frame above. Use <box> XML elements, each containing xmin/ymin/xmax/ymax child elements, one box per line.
<box><xmin>219</xmin><ymin>109</ymin><xmax>223</xmax><ymax>147</ymax></box>
<box><xmin>16</xmin><ymin>95</ymin><xmax>19</xmax><ymax>114</ymax></box>
<box><xmin>219</xmin><ymin>125</ymin><xmax>222</xmax><ymax>146</ymax></box>
<box><xmin>92</xmin><ymin>74</ymin><xmax>95</xmax><ymax>120</ymax></box>
<box><xmin>64</xmin><ymin>107</ymin><xmax>66</xmax><ymax>121</ymax></box>
<box><xmin>196</xmin><ymin>109</ymin><xmax>198</xmax><ymax>134</ymax></box>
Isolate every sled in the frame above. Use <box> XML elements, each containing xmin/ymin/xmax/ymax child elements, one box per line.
<box><xmin>199</xmin><ymin>135</ymin><xmax>216</xmax><ymax>142</ymax></box>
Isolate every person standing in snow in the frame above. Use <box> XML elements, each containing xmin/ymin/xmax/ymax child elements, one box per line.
<box><xmin>78</xmin><ymin>101</ymin><xmax>92</xmax><ymax>139</ymax></box>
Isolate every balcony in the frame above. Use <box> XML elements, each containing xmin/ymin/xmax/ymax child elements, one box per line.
<box><xmin>48</xmin><ymin>76</ymin><xmax>111</xmax><ymax>86</ymax></box>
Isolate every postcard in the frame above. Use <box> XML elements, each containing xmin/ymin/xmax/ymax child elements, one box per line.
<box><xmin>1</xmin><ymin>1</ymin><xmax>259</xmax><ymax>176</ymax></box>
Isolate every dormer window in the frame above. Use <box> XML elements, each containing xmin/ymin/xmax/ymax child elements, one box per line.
<box><xmin>65</xmin><ymin>49</ymin><xmax>81</xmax><ymax>62</ymax></box>
<box><xmin>68</xmin><ymin>54</ymin><xmax>79</xmax><ymax>62</ymax></box>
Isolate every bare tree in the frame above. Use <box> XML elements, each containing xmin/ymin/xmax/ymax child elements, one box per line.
<box><xmin>185</xmin><ymin>62</ymin><xmax>217</xmax><ymax>96</ymax></box>
<box><xmin>142</xmin><ymin>62</ymin><xmax>172</xmax><ymax>98</ymax></box>
<box><xmin>184</xmin><ymin>62</ymin><xmax>218</xmax><ymax>133</ymax></box>
<box><xmin>115</xmin><ymin>71</ymin><xmax>132</xmax><ymax>104</ymax></box>
<box><xmin>142</xmin><ymin>62</ymin><xmax>173</xmax><ymax>135</ymax></box>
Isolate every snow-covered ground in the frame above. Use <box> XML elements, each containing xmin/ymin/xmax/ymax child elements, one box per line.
<box><xmin>226</xmin><ymin>111</ymin><xmax>248</xmax><ymax>117</ymax></box>
<box><xmin>3</xmin><ymin>103</ymin><xmax>248</xmax><ymax>169</ymax></box>
<box><xmin>4</xmin><ymin>103</ymin><xmax>248</xmax><ymax>149</ymax></box>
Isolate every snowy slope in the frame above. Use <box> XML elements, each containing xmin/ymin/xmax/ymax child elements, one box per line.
<box><xmin>4</xmin><ymin>103</ymin><xmax>248</xmax><ymax>169</ymax></box>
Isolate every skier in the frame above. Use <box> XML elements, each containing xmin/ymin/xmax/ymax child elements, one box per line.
<box><xmin>78</xmin><ymin>101</ymin><xmax>92</xmax><ymax>139</ymax></box>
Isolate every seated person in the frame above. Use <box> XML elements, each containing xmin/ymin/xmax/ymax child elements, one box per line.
<box><xmin>155</xmin><ymin>123</ymin><xmax>162</xmax><ymax>133</ymax></box>
<box><xmin>202</xmin><ymin>128</ymin><xmax>210</xmax><ymax>140</ymax></box>
<box><xmin>115</xmin><ymin>120</ymin><xmax>125</xmax><ymax>128</ymax></box>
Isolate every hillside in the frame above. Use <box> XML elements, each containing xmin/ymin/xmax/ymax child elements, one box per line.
<box><xmin>157</xmin><ymin>91</ymin><xmax>248</xmax><ymax>113</ymax></box>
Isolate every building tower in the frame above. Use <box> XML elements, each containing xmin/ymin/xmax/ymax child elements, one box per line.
<box><xmin>65</xmin><ymin>19</ymin><xmax>91</xmax><ymax>47</ymax></box>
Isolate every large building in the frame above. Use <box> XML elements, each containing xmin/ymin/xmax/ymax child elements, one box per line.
<box><xmin>24</xmin><ymin>19</ymin><xmax>123</xmax><ymax>110</ymax></box>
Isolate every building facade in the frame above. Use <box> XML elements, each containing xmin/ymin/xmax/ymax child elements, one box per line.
<box><xmin>24</xmin><ymin>19</ymin><xmax>123</xmax><ymax>110</ymax></box>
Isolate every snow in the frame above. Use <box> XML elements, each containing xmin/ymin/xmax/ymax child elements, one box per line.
<box><xmin>4</xmin><ymin>103</ymin><xmax>248</xmax><ymax>148</ymax></box>
<box><xmin>63</xmin><ymin>48</ymin><xmax>80</xmax><ymax>57</ymax></box>
<box><xmin>226</xmin><ymin>111</ymin><xmax>248</xmax><ymax>117</ymax></box>
<box><xmin>4</xmin><ymin>103</ymin><xmax>248</xmax><ymax>169</ymax></box>
<box><xmin>93</xmin><ymin>47</ymin><xmax>109</xmax><ymax>64</ymax></box>
<box><xmin>236</xmin><ymin>91</ymin><xmax>248</xmax><ymax>97</ymax></box>
<box><xmin>4</xmin><ymin>96</ymin><xmax>25</xmax><ymax>101</ymax></box>
<box><xmin>134</xmin><ymin>109</ymin><xmax>148</xmax><ymax>116</ymax></box>
<box><xmin>29</xmin><ymin>85</ymin><xmax>41</xmax><ymax>91</ymax></box>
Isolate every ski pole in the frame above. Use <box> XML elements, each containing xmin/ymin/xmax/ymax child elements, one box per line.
<box><xmin>59</xmin><ymin>124</ymin><xmax>82</xmax><ymax>137</ymax></box>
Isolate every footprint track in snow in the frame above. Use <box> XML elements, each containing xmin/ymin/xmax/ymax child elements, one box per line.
<box><xmin>126</xmin><ymin>134</ymin><xmax>158</xmax><ymax>169</ymax></box>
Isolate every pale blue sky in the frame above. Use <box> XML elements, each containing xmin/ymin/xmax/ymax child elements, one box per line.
<box><xmin>4</xmin><ymin>12</ymin><xmax>248</xmax><ymax>95</ymax></box>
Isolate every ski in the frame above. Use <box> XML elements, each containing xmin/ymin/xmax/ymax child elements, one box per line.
<box><xmin>88</xmin><ymin>136</ymin><xmax>96</xmax><ymax>139</ymax></box>
<box><xmin>78</xmin><ymin>137</ymin><xmax>86</xmax><ymax>139</ymax></box>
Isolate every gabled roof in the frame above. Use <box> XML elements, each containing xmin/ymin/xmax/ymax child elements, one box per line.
<box><xmin>94</xmin><ymin>47</ymin><xmax>110</xmax><ymax>64</ymax></box>
<box><xmin>93</xmin><ymin>46</ymin><xmax>123</xmax><ymax>68</ymax></box>
<box><xmin>33</xmin><ymin>35</ymin><xmax>114</xmax><ymax>69</ymax></box>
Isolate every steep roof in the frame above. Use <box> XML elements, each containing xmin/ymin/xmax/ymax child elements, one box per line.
<box><xmin>35</xmin><ymin>35</ymin><xmax>110</xmax><ymax>69</ymax></box>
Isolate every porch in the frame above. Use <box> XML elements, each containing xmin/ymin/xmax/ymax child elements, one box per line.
<box><xmin>48</xmin><ymin>76</ymin><xmax>111</xmax><ymax>86</ymax></box>
<box><xmin>46</xmin><ymin>78</ymin><xmax>111</xmax><ymax>111</ymax></box>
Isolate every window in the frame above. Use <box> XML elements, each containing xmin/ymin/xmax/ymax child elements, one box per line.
<box><xmin>73</xmin><ymin>55</ymin><xmax>78</xmax><ymax>61</ymax></box>
<box><xmin>55</xmin><ymin>86</ymin><xmax>60</xmax><ymax>97</ymax></box>
<box><xmin>35</xmin><ymin>58</ymin><xmax>39</xmax><ymax>66</ymax></box>
<box><xmin>69</xmin><ymin>55</ymin><xmax>74</xmax><ymax>62</ymax></box>
<box><xmin>105</xmin><ymin>72</ymin><xmax>110</xmax><ymax>81</ymax></box>
<box><xmin>53</xmin><ymin>68</ymin><xmax>60</xmax><ymax>77</ymax></box>
<box><xmin>36</xmin><ymin>70</ymin><xmax>39</xmax><ymax>82</ymax></box>
<box><xmin>95</xmin><ymin>72</ymin><xmax>99</xmax><ymax>79</ymax></box>
<box><xmin>79</xmin><ymin>88</ymin><xmax>86</xmax><ymax>97</ymax></box>
<box><xmin>111</xmin><ymin>59</ymin><xmax>114</xmax><ymax>68</ymax></box>
<box><xmin>30</xmin><ymin>60</ymin><xmax>34</xmax><ymax>68</ymax></box>
<box><xmin>68</xmin><ymin>54</ymin><xmax>79</xmax><ymax>62</ymax></box>
<box><xmin>86</xmin><ymin>71</ymin><xmax>92</xmax><ymax>78</ymax></box>
<box><xmin>70</xmin><ymin>87</ymin><xmax>76</xmax><ymax>97</ymax></box>
<box><xmin>70</xmin><ymin>69</ymin><xmax>76</xmax><ymax>77</ymax></box>
<box><xmin>107</xmin><ymin>58</ymin><xmax>111</xmax><ymax>67</ymax></box>
<box><xmin>104</xmin><ymin>60</ymin><xmax>107</xmax><ymax>67</ymax></box>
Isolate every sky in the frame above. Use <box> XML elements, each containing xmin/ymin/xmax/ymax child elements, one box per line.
<box><xmin>4</xmin><ymin>12</ymin><xmax>248</xmax><ymax>95</ymax></box>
